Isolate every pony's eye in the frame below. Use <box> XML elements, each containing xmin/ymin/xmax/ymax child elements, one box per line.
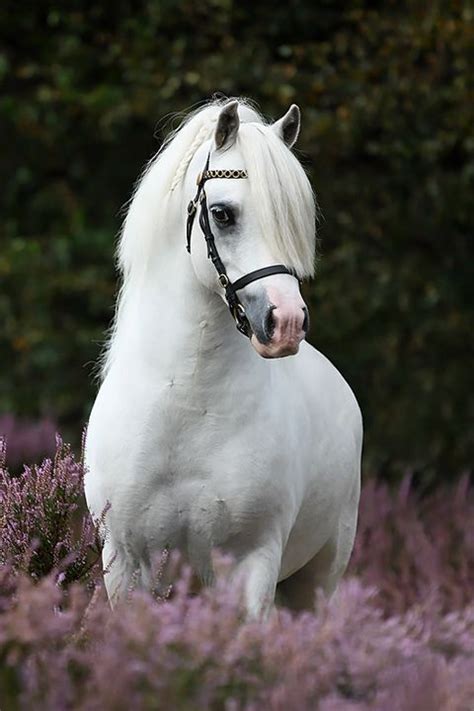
<box><xmin>210</xmin><ymin>205</ymin><xmax>234</xmax><ymax>227</ymax></box>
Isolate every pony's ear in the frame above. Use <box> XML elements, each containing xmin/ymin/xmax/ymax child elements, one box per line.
<box><xmin>272</xmin><ymin>104</ymin><xmax>301</xmax><ymax>148</ymax></box>
<box><xmin>214</xmin><ymin>100</ymin><xmax>240</xmax><ymax>151</ymax></box>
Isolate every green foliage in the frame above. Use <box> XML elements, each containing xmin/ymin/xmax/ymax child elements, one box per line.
<box><xmin>1</xmin><ymin>1</ymin><xmax>472</xmax><ymax>480</ymax></box>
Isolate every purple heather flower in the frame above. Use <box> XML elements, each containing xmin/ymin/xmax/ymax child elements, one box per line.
<box><xmin>0</xmin><ymin>436</ymin><xmax>473</xmax><ymax>708</ymax></box>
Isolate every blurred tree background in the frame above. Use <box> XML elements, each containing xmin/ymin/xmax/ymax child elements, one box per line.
<box><xmin>0</xmin><ymin>0</ymin><xmax>472</xmax><ymax>482</ymax></box>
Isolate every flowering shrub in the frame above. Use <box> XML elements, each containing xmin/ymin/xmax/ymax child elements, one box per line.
<box><xmin>350</xmin><ymin>475</ymin><xmax>474</xmax><ymax>614</ymax></box>
<box><xmin>0</xmin><ymin>436</ymin><xmax>473</xmax><ymax>709</ymax></box>
<box><xmin>0</xmin><ymin>567</ymin><xmax>473</xmax><ymax>710</ymax></box>
<box><xmin>0</xmin><ymin>436</ymin><xmax>102</xmax><ymax>585</ymax></box>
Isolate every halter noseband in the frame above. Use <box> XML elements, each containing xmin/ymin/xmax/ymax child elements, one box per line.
<box><xmin>186</xmin><ymin>152</ymin><xmax>297</xmax><ymax>337</ymax></box>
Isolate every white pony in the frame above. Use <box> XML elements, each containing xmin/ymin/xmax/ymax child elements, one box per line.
<box><xmin>85</xmin><ymin>98</ymin><xmax>362</xmax><ymax>617</ymax></box>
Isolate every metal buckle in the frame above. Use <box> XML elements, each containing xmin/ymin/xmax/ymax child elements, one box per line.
<box><xmin>187</xmin><ymin>200</ymin><xmax>196</xmax><ymax>215</ymax></box>
<box><xmin>235</xmin><ymin>304</ymin><xmax>246</xmax><ymax>319</ymax></box>
<box><xmin>234</xmin><ymin>305</ymin><xmax>249</xmax><ymax>336</ymax></box>
<box><xmin>218</xmin><ymin>274</ymin><xmax>229</xmax><ymax>288</ymax></box>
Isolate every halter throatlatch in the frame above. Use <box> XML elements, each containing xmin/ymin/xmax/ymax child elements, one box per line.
<box><xmin>186</xmin><ymin>152</ymin><xmax>297</xmax><ymax>337</ymax></box>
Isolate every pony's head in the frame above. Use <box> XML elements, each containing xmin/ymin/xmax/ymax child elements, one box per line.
<box><xmin>117</xmin><ymin>98</ymin><xmax>316</xmax><ymax>362</ymax></box>
<box><xmin>183</xmin><ymin>100</ymin><xmax>316</xmax><ymax>358</ymax></box>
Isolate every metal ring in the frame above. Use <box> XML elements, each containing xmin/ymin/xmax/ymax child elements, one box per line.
<box><xmin>219</xmin><ymin>274</ymin><xmax>229</xmax><ymax>288</ymax></box>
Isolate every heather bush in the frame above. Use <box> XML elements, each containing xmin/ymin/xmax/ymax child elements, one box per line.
<box><xmin>350</xmin><ymin>475</ymin><xmax>474</xmax><ymax>614</ymax></box>
<box><xmin>0</xmin><ymin>436</ymin><xmax>102</xmax><ymax>586</ymax></box>
<box><xmin>0</xmin><ymin>438</ymin><xmax>473</xmax><ymax>709</ymax></box>
<box><xmin>0</xmin><ymin>567</ymin><xmax>473</xmax><ymax>710</ymax></box>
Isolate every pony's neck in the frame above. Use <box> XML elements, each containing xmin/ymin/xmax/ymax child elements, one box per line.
<box><xmin>112</xmin><ymin>239</ymin><xmax>263</xmax><ymax>398</ymax></box>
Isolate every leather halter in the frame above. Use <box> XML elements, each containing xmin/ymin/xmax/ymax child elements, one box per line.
<box><xmin>186</xmin><ymin>152</ymin><xmax>297</xmax><ymax>337</ymax></box>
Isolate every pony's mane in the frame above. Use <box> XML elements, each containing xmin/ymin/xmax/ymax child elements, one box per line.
<box><xmin>100</xmin><ymin>98</ymin><xmax>316</xmax><ymax>377</ymax></box>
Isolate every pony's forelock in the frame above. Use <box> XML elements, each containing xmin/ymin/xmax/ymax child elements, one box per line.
<box><xmin>237</xmin><ymin>123</ymin><xmax>316</xmax><ymax>278</ymax></box>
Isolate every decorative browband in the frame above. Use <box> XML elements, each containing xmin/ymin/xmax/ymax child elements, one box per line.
<box><xmin>197</xmin><ymin>169</ymin><xmax>248</xmax><ymax>183</ymax></box>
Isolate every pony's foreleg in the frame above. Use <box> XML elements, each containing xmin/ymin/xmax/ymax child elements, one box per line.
<box><xmin>276</xmin><ymin>535</ymin><xmax>342</xmax><ymax>611</ymax></box>
<box><xmin>277</xmin><ymin>513</ymin><xmax>358</xmax><ymax>611</ymax></box>
<box><xmin>101</xmin><ymin>539</ymin><xmax>140</xmax><ymax>607</ymax></box>
<box><xmin>231</xmin><ymin>547</ymin><xmax>282</xmax><ymax>619</ymax></box>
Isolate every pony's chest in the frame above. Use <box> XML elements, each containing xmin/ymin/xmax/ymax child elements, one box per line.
<box><xmin>113</xmin><ymin>461</ymin><xmax>282</xmax><ymax>565</ymax></box>
<box><xmin>128</xmin><ymin>478</ymin><xmax>231</xmax><ymax>547</ymax></box>
<box><xmin>112</xmin><ymin>412</ymin><xmax>289</xmax><ymax>556</ymax></box>
<box><xmin>88</xmin><ymin>373</ymin><xmax>297</xmax><ymax>557</ymax></box>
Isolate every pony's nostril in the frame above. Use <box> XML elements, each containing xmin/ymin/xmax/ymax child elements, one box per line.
<box><xmin>264</xmin><ymin>306</ymin><xmax>276</xmax><ymax>340</ymax></box>
<box><xmin>302</xmin><ymin>307</ymin><xmax>309</xmax><ymax>334</ymax></box>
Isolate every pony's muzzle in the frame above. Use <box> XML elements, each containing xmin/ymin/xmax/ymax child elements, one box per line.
<box><xmin>239</xmin><ymin>279</ymin><xmax>308</xmax><ymax>358</ymax></box>
<box><xmin>262</xmin><ymin>305</ymin><xmax>309</xmax><ymax>341</ymax></box>
<box><xmin>243</xmin><ymin>297</ymin><xmax>308</xmax><ymax>361</ymax></box>
<box><xmin>251</xmin><ymin>303</ymin><xmax>308</xmax><ymax>358</ymax></box>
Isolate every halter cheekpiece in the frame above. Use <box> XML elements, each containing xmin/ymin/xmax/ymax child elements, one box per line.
<box><xmin>186</xmin><ymin>152</ymin><xmax>297</xmax><ymax>337</ymax></box>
